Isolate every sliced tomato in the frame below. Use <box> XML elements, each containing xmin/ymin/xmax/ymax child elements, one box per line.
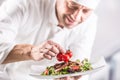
<box><xmin>44</xmin><ymin>69</ymin><xmax>49</xmax><ymax>75</ymax></box>
<box><xmin>71</xmin><ymin>66</ymin><xmax>80</xmax><ymax>70</ymax></box>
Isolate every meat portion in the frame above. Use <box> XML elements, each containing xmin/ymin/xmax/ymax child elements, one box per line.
<box><xmin>54</xmin><ymin>61</ymin><xmax>81</xmax><ymax>72</ymax></box>
<box><xmin>54</xmin><ymin>62</ymin><xmax>68</xmax><ymax>72</ymax></box>
<box><xmin>68</xmin><ymin>61</ymin><xmax>81</xmax><ymax>66</ymax></box>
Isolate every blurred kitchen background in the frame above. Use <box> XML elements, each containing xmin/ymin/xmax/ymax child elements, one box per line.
<box><xmin>91</xmin><ymin>0</ymin><xmax>120</xmax><ymax>80</ymax></box>
<box><xmin>0</xmin><ymin>0</ymin><xmax>120</xmax><ymax>80</ymax></box>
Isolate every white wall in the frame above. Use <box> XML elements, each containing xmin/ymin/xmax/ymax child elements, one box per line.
<box><xmin>91</xmin><ymin>0</ymin><xmax>120</xmax><ymax>80</ymax></box>
<box><xmin>92</xmin><ymin>0</ymin><xmax>120</xmax><ymax>59</ymax></box>
<box><xmin>0</xmin><ymin>0</ymin><xmax>4</xmax><ymax>5</ymax></box>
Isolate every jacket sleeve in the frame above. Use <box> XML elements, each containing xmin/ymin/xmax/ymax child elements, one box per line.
<box><xmin>0</xmin><ymin>0</ymin><xmax>25</xmax><ymax>64</ymax></box>
<box><xmin>69</xmin><ymin>14</ymin><xmax>98</xmax><ymax>61</ymax></box>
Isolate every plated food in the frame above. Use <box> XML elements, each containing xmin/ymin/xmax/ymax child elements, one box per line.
<box><xmin>41</xmin><ymin>59</ymin><xmax>92</xmax><ymax>75</ymax></box>
<box><xmin>41</xmin><ymin>50</ymin><xmax>92</xmax><ymax>75</ymax></box>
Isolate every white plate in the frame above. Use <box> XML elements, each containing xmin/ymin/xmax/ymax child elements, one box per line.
<box><xmin>29</xmin><ymin>57</ymin><xmax>106</xmax><ymax>79</ymax></box>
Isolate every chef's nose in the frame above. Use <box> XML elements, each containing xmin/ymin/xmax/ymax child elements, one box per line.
<box><xmin>71</xmin><ymin>8</ymin><xmax>83</xmax><ymax>21</ymax></box>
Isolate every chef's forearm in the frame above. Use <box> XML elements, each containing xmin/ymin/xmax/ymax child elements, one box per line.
<box><xmin>2</xmin><ymin>44</ymin><xmax>33</xmax><ymax>64</ymax></box>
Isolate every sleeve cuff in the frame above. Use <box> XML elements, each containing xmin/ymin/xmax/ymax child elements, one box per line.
<box><xmin>0</xmin><ymin>42</ymin><xmax>16</xmax><ymax>64</ymax></box>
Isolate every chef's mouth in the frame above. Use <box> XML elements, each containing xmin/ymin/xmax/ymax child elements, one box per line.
<box><xmin>67</xmin><ymin>15</ymin><xmax>76</xmax><ymax>22</ymax></box>
<box><xmin>64</xmin><ymin>15</ymin><xmax>76</xmax><ymax>26</ymax></box>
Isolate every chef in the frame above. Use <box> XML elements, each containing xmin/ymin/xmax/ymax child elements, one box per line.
<box><xmin>0</xmin><ymin>0</ymin><xmax>100</xmax><ymax>80</ymax></box>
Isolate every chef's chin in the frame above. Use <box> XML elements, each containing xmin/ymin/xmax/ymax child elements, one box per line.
<box><xmin>65</xmin><ymin>23</ymin><xmax>78</xmax><ymax>29</ymax></box>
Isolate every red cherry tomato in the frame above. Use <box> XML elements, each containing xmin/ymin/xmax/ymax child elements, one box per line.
<box><xmin>56</xmin><ymin>50</ymin><xmax>73</xmax><ymax>62</ymax></box>
<box><xmin>65</xmin><ymin>50</ymin><xmax>73</xmax><ymax>58</ymax></box>
<box><xmin>56</xmin><ymin>53</ymin><xmax>63</xmax><ymax>61</ymax></box>
<box><xmin>62</xmin><ymin>54</ymin><xmax>69</xmax><ymax>62</ymax></box>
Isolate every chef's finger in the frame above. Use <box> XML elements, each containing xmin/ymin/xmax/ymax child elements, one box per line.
<box><xmin>44</xmin><ymin>42</ymin><xmax>52</xmax><ymax>49</ymax></box>
<box><xmin>47</xmin><ymin>40</ymin><xmax>65</xmax><ymax>53</ymax></box>
<box><xmin>40</xmin><ymin>48</ymin><xmax>49</xmax><ymax>53</ymax></box>
<box><xmin>44</xmin><ymin>53</ymin><xmax>52</xmax><ymax>60</ymax></box>
<box><xmin>50</xmin><ymin>45</ymin><xmax>59</xmax><ymax>54</ymax></box>
<box><xmin>47</xmin><ymin>51</ymin><xmax>56</xmax><ymax>57</ymax></box>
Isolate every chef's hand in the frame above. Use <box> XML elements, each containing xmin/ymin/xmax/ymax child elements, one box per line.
<box><xmin>54</xmin><ymin>75</ymin><xmax>82</xmax><ymax>80</ymax></box>
<box><xmin>30</xmin><ymin>40</ymin><xmax>65</xmax><ymax>61</ymax></box>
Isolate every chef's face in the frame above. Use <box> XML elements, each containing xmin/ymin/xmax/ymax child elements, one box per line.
<box><xmin>56</xmin><ymin>0</ymin><xmax>93</xmax><ymax>29</ymax></box>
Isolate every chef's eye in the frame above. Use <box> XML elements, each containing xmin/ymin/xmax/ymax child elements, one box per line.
<box><xmin>68</xmin><ymin>1</ymin><xmax>79</xmax><ymax>10</ymax></box>
<box><xmin>82</xmin><ymin>9</ymin><xmax>91</xmax><ymax>14</ymax></box>
<box><xmin>83</xmin><ymin>9</ymin><xmax>88</xmax><ymax>13</ymax></box>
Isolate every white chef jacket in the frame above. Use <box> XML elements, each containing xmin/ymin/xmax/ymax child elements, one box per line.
<box><xmin>0</xmin><ymin>0</ymin><xmax>98</xmax><ymax>80</ymax></box>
